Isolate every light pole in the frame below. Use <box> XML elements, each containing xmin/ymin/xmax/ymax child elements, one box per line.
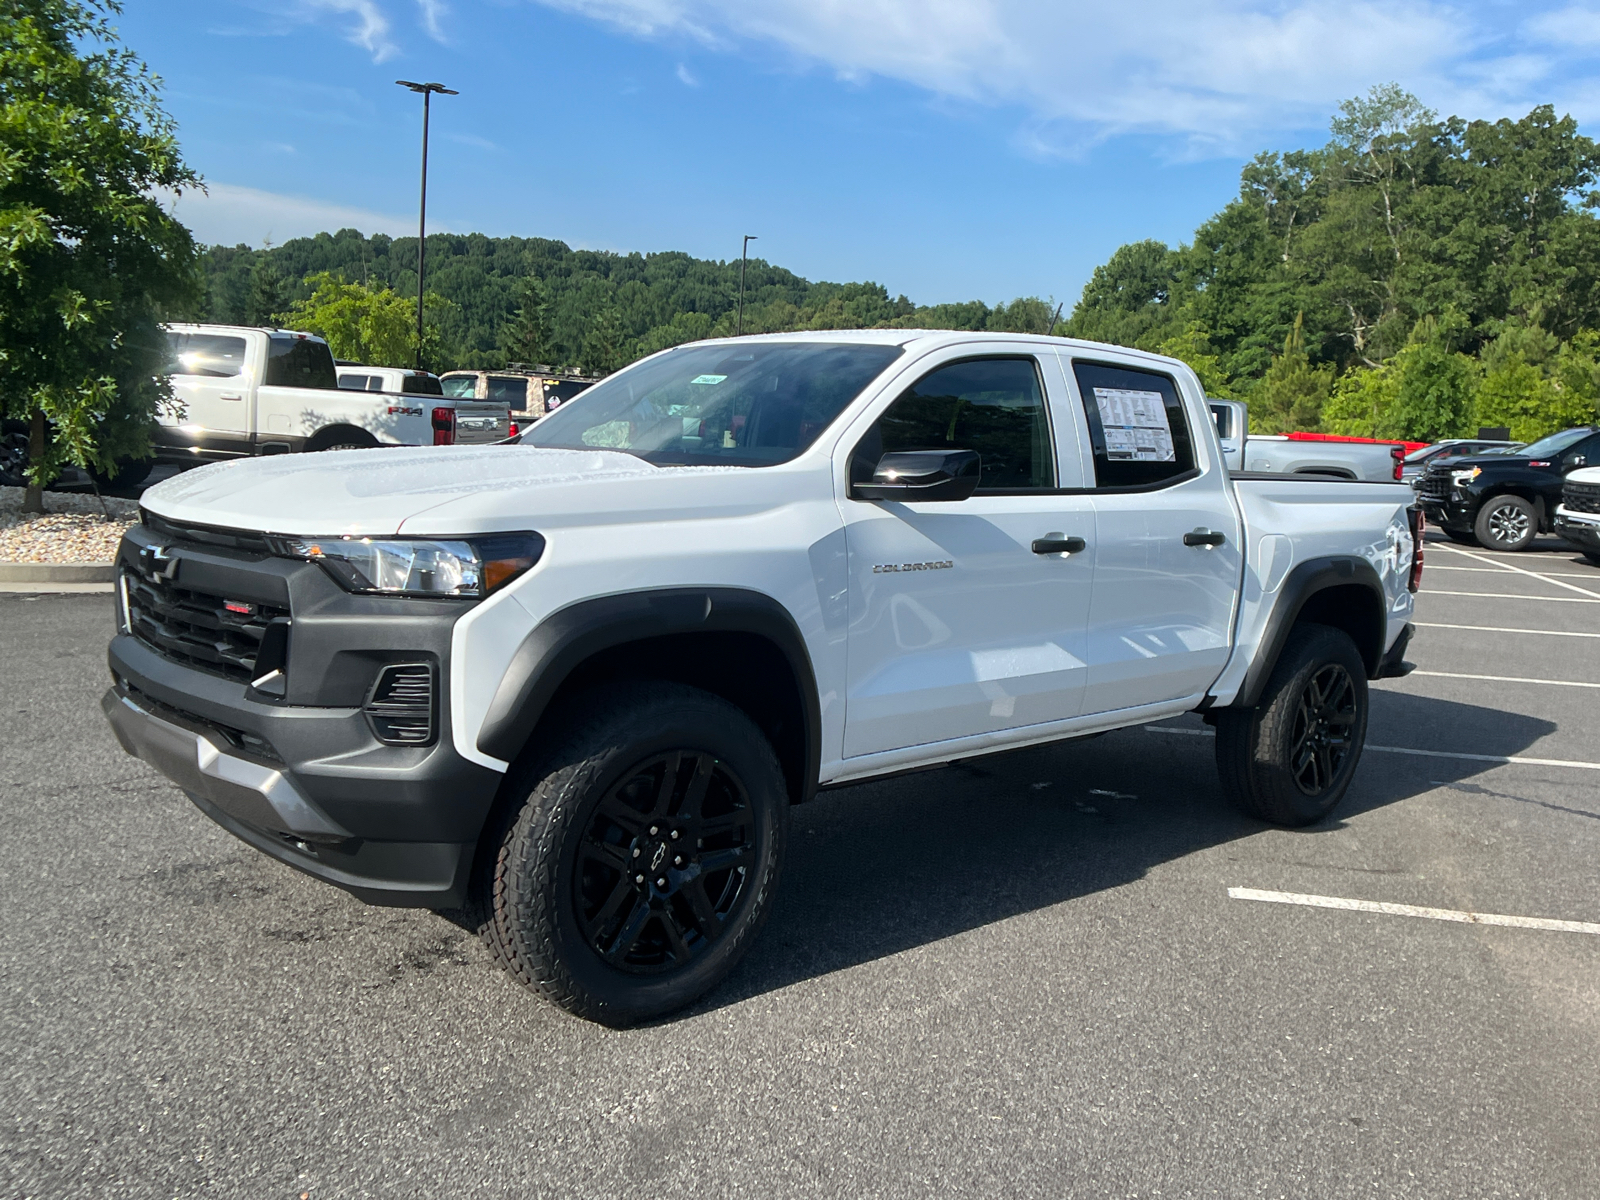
<box><xmin>395</xmin><ymin>80</ymin><xmax>458</xmax><ymax>370</ymax></box>
<box><xmin>737</xmin><ymin>234</ymin><xmax>757</xmax><ymax>336</ymax></box>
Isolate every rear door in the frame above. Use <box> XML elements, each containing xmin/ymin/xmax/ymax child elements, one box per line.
<box><xmin>839</xmin><ymin>347</ymin><xmax>1096</xmax><ymax>758</ymax></box>
<box><xmin>1066</xmin><ymin>357</ymin><xmax>1243</xmax><ymax>714</ymax></box>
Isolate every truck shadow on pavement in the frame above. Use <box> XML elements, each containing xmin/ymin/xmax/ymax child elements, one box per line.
<box><xmin>696</xmin><ymin>691</ymin><xmax>1557</xmax><ymax>1016</ymax></box>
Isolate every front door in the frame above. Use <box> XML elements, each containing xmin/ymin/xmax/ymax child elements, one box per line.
<box><xmin>1068</xmin><ymin>358</ymin><xmax>1242</xmax><ymax>714</ymax></box>
<box><xmin>163</xmin><ymin>331</ymin><xmax>252</xmax><ymax>455</ymax></box>
<box><xmin>841</xmin><ymin>353</ymin><xmax>1096</xmax><ymax>759</ymax></box>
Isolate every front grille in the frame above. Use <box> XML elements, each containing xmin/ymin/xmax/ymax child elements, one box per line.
<box><xmin>1418</xmin><ymin>470</ymin><xmax>1451</xmax><ymax>502</ymax></box>
<box><xmin>364</xmin><ymin>663</ymin><xmax>436</xmax><ymax>746</ymax></box>
<box><xmin>125</xmin><ymin>565</ymin><xmax>290</xmax><ymax>684</ymax></box>
<box><xmin>1564</xmin><ymin>482</ymin><xmax>1600</xmax><ymax>515</ymax></box>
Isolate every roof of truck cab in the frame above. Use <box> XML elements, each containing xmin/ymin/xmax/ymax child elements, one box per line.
<box><xmin>674</xmin><ymin>329</ymin><xmax>1190</xmax><ymax>362</ymax></box>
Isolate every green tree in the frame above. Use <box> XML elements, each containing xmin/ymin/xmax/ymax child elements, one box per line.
<box><xmin>1250</xmin><ymin>314</ymin><xmax>1333</xmax><ymax>431</ymax></box>
<box><xmin>278</xmin><ymin>271</ymin><xmax>450</xmax><ymax>367</ymax></box>
<box><xmin>1380</xmin><ymin>315</ymin><xmax>1479</xmax><ymax>441</ymax></box>
<box><xmin>498</xmin><ymin>274</ymin><xmax>553</xmax><ymax>366</ymax></box>
<box><xmin>1323</xmin><ymin>363</ymin><xmax>1400</xmax><ymax>438</ymax></box>
<box><xmin>0</xmin><ymin>0</ymin><xmax>199</xmax><ymax>511</ymax></box>
<box><xmin>578</xmin><ymin>304</ymin><xmax>630</xmax><ymax>375</ymax></box>
<box><xmin>244</xmin><ymin>251</ymin><xmax>286</xmax><ymax>326</ymax></box>
<box><xmin>1156</xmin><ymin>324</ymin><xmax>1236</xmax><ymax>397</ymax></box>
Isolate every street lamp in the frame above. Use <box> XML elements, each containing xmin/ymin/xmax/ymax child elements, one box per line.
<box><xmin>737</xmin><ymin>234</ymin><xmax>757</xmax><ymax>336</ymax></box>
<box><xmin>395</xmin><ymin>80</ymin><xmax>458</xmax><ymax>370</ymax></box>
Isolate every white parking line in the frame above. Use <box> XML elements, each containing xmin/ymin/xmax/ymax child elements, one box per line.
<box><xmin>1426</xmin><ymin>565</ymin><xmax>1598</xmax><ymax>580</ymax></box>
<box><xmin>1423</xmin><ymin>589</ymin><xmax>1600</xmax><ymax>603</ymax></box>
<box><xmin>1227</xmin><ymin>887</ymin><xmax>1600</xmax><ymax>936</ymax></box>
<box><xmin>1416</xmin><ymin>621</ymin><xmax>1600</xmax><ymax>639</ymax></box>
<box><xmin>1407</xmin><ymin>670</ymin><xmax>1600</xmax><ymax>690</ymax></box>
<box><xmin>1433</xmin><ymin>544</ymin><xmax>1600</xmax><ymax>599</ymax></box>
<box><xmin>1145</xmin><ymin>725</ymin><xmax>1600</xmax><ymax>770</ymax></box>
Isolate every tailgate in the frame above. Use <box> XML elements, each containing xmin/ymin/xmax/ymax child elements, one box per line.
<box><xmin>451</xmin><ymin>401</ymin><xmax>511</xmax><ymax>445</ymax></box>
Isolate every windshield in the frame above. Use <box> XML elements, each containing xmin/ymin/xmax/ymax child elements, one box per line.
<box><xmin>1404</xmin><ymin>445</ymin><xmax>1446</xmax><ymax>463</ymax></box>
<box><xmin>439</xmin><ymin>375</ymin><xmax>477</xmax><ymax>399</ymax></box>
<box><xmin>1517</xmin><ymin>428</ymin><xmax>1592</xmax><ymax>459</ymax></box>
<box><xmin>522</xmin><ymin>342</ymin><xmax>905</xmax><ymax>466</ymax></box>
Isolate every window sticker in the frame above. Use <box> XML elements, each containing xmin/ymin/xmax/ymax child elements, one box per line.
<box><xmin>690</xmin><ymin>374</ymin><xmax>728</xmax><ymax>386</ymax></box>
<box><xmin>1092</xmin><ymin>387</ymin><xmax>1175</xmax><ymax>462</ymax></box>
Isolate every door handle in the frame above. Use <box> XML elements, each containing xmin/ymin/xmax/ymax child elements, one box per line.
<box><xmin>220</xmin><ymin>393</ymin><xmax>243</xmax><ymax>401</ymax></box>
<box><xmin>1183</xmin><ymin>529</ymin><xmax>1227</xmax><ymax>547</ymax></box>
<box><xmin>1032</xmin><ymin>536</ymin><xmax>1087</xmax><ymax>555</ymax></box>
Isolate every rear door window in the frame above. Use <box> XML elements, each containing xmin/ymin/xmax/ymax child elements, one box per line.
<box><xmin>338</xmin><ymin>374</ymin><xmax>377</xmax><ymax>391</ymax></box>
<box><xmin>265</xmin><ymin>336</ymin><xmax>338</xmax><ymax>389</ymax></box>
<box><xmin>486</xmin><ymin>376</ymin><xmax>527</xmax><ymax>405</ymax></box>
<box><xmin>852</xmin><ymin>357</ymin><xmax>1054</xmax><ymax>491</ymax></box>
<box><xmin>1070</xmin><ymin>360</ymin><xmax>1196</xmax><ymax>489</ymax></box>
<box><xmin>402</xmin><ymin>374</ymin><xmax>445</xmax><ymax>396</ymax></box>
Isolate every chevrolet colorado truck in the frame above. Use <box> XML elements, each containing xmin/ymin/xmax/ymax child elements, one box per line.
<box><xmin>102</xmin><ymin>330</ymin><xmax>1421</xmax><ymax>1025</ymax></box>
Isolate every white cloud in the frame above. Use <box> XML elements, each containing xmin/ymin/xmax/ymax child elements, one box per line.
<box><xmin>1525</xmin><ymin>6</ymin><xmax>1600</xmax><ymax>48</ymax></box>
<box><xmin>417</xmin><ymin>0</ymin><xmax>449</xmax><ymax>41</ymax></box>
<box><xmin>529</xmin><ymin>0</ymin><xmax>1519</xmax><ymax>146</ymax></box>
<box><xmin>676</xmin><ymin>62</ymin><xmax>699</xmax><ymax>86</ymax></box>
<box><xmin>160</xmin><ymin>183</ymin><xmax>420</xmax><ymax>248</ymax></box>
<box><xmin>292</xmin><ymin>0</ymin><xmax>397</xmax><ymax>61</ymax></box>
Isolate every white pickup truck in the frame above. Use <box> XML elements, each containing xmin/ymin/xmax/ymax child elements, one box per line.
<box><xmin>155</xmin><ymin>324</ymin><xmax>511</xmax><ymax>464</ymax></box>
<box><xmin>104</xmin><ymin>330</ymin><xmax>1421</xmax><ymax>1025</ymax></box>
<box><xmin>1208</xmin><ymin>398</ymin><xmax>1404</xmax><ymax>480</ymax></box>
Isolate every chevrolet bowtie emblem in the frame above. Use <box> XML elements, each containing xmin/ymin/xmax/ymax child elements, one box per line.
<box><xmin>140</xmin><ymin>544</ymin><xmax>180</xmax><ymax>580</ymax></box>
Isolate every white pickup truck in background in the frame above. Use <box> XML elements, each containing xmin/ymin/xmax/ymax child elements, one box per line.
<box><xmin>156</xmin><ymin>324</ymin><xmax>511</xmax><ymax>465</ymax></box>
<box><xmin>1209</xmin><ymin>398</ymin><xmax>1404</xmax><ymax>480</ymax></box>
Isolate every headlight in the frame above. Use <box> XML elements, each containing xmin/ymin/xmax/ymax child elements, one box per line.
<box><xmin>1450</xmin><ymin>466</ymin><xmax>1481</xmax><ymax>486</ymax></box>
<box><xmin>267</xmin><ymin>532</ymin><xmax>544</xmax><ymax>597</ymax></box>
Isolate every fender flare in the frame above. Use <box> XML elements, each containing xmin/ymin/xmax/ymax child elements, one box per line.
<box><xmin>476</xmin><ymin>587</ymin><xmax>822</xmax><ymax>797</ymax></box>
<box><xmin>1234</xmin><ymin>555</ymin><xmax>1387</xmax><ymax>709</ymax></box>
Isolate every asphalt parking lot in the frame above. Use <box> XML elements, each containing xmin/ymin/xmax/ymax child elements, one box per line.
<box><xmin>3</xmin><ymin>532</ymin><xmax>1598</xmax><ymax>1199</ymax></box>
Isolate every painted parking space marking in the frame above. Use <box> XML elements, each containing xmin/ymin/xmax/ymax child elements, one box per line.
<box><xmin>1145</xmin><ymin>726</ymin><xmax>1600</xmax><ymax>769</ymax></box>
<box><xmin>1416</xmin><ymin>621</ymin><xmax>1600</xmax><ymax>639</ymax></box>
<box><xmin>1426</xmin><ymin>564</ymin><xmax>1599</xmax><ymax>580</ymax></box>
<box><xmin>1227</xmin><ymin>887</ymin><xmax>1600</xmax><ymax>936</ymax></box>
<box><xmin>1433</xmin><ymin>544</ymin><xmax>1600</xmax><ymax>599</ymax></box>
<box><xmin>1406</xmin><ymin>670</ymin><xmax>1600</xmax><ymax>690</ymax></box>
<box><xmin>1422</xmin><ymin>589</ymin><xmax>1600</xmax><ymax>603</ymax></box>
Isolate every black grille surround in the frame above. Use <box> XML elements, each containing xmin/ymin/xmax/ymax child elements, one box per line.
<box><xmin>1564</xmin><ymin>481</ymin><xmax>1600</xmax><ymax>515</ymax></box>
<box><xmin>124</xmin><ymin>561</ymin><xmax>290</xmax><ymax>685</ymax></box>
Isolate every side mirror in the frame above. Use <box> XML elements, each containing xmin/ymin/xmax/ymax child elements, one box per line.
<box><xmin>1568</xmin><ymin>455</ymin><xmax>1588</xmax><ymax>470</ymax></box>
<box><xmin>852</xmin><ymin>449</ymin><xmax>980</xmax><ymax>502</ymax></box>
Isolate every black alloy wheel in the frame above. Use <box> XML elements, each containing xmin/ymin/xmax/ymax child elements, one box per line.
<box><xmin>1215</xmin><ymin>622</ymin><xmax>1370</xmax><ymax>825</ymax></box>
<box><xmin>576</xmin><ymin>750</ymin><xmax>754</xmax><ymax>972</ymax></box>
<box><xmin>477</xmin><ymin>681</ymin><xmax>786</xmax><ymax>1025</ymax></box>
<box><xmin>1288</xmin><ymin>662</ymin><xmax>1358</xmax><ymax>795</ymax></box>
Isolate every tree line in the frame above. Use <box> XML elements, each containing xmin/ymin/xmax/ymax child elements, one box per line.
<box><xmin>202</xmin><ymin>230</ymin><xmax>1060</xmax><ymax>375</ymax></box>
<box><xmin>1062</xmin><ymin>85</ymin><xmax>1600</xmax><ymax>443</ymax></box>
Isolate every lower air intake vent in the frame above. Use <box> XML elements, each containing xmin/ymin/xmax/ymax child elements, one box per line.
<box><xmin>364</xmin><ymin>663</ymin><xmax>436</xmax><ymax>746</ymax></box>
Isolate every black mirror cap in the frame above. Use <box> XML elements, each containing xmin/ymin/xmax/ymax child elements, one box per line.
<box><xmin>852</xmin><ymin>449</ymin><xmax>981</xmax><ymax>502</ymax></box>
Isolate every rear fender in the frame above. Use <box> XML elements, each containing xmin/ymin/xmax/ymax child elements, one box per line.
<box><xmin>1233</xmin><ymin>556</ymin><xmax>1387</xmax><ymax>709</ymax></box>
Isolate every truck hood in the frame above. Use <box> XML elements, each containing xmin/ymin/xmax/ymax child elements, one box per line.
<box><xmin>139</xmin><ymin>446</ymin><xmax>711</xmax><ymax>536</ymax></box>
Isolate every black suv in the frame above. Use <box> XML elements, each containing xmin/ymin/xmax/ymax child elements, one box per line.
<box><xmin>1417</xmin><ymin>426</ymin><xmax>1600</xmax><ymax>551</ymax></box>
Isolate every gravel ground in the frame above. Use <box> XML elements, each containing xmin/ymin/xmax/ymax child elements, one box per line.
<box><xmin>0</xmin><ymin>486</ymin><xmax>137</xmax><ymax>563</ymax></box>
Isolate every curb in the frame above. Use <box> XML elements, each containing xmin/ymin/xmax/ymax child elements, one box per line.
<box><xmin>0</xmin><ymin>562</ymin><xmax>115</xmax><ymax>583</ymax></box>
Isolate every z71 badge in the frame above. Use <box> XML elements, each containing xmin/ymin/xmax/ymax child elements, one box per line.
<box><xmin>872</xmin><ymin>560</ymin><xmax>953</xmax><ymax>574</ymax></box>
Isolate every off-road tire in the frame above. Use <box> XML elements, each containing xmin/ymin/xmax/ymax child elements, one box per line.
<box><xmin>1442</xmin><ymin>528</ymin><xmax>1479</xmax><ymax>546</ymax></box>
<box><xmin>1215</xmin><ymin>623</ymin><xmax>1369</xmax><ymax>826</ymax></box>
<box><xmin>1473</xmin><ymin>494</ymin><xmax>1538</xmax><ymax>552</ymax></box>
<box><xmin>476</xmin><ymin>682</ymin><xmax>787</xmax><ymax>1025</ymax></box>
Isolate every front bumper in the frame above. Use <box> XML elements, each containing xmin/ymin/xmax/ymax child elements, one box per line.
<box><xmin>1554</xmin><ymin>508</ymin><xmax>1600</xmax><ymax>550</ymax></box>
<box><xmin>104</xmin><ymin>522</ymin><xmax>505</xmax><ymax>907</ymax></box>
<box><xmin>1418</xmin><ymin>491</ymin><xmax>1474</xmax><ymax>529</ymax></box>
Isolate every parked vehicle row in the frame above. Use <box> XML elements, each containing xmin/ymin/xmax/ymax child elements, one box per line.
<box><xmin>1417</xmin><ymin>425</ymin><xmax>1600</xmax><ymax>552</ymax></box>
<box><xmin>105</xmin><ymin>329</ymin><xmax>1421</xmax><ymax>1025</ymax></box>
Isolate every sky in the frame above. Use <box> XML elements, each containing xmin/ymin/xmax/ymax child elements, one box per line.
<box><xmin>120</xmin><ymin>0</ymin><xmax>1600</xmax><ymax>309</ymax></box>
